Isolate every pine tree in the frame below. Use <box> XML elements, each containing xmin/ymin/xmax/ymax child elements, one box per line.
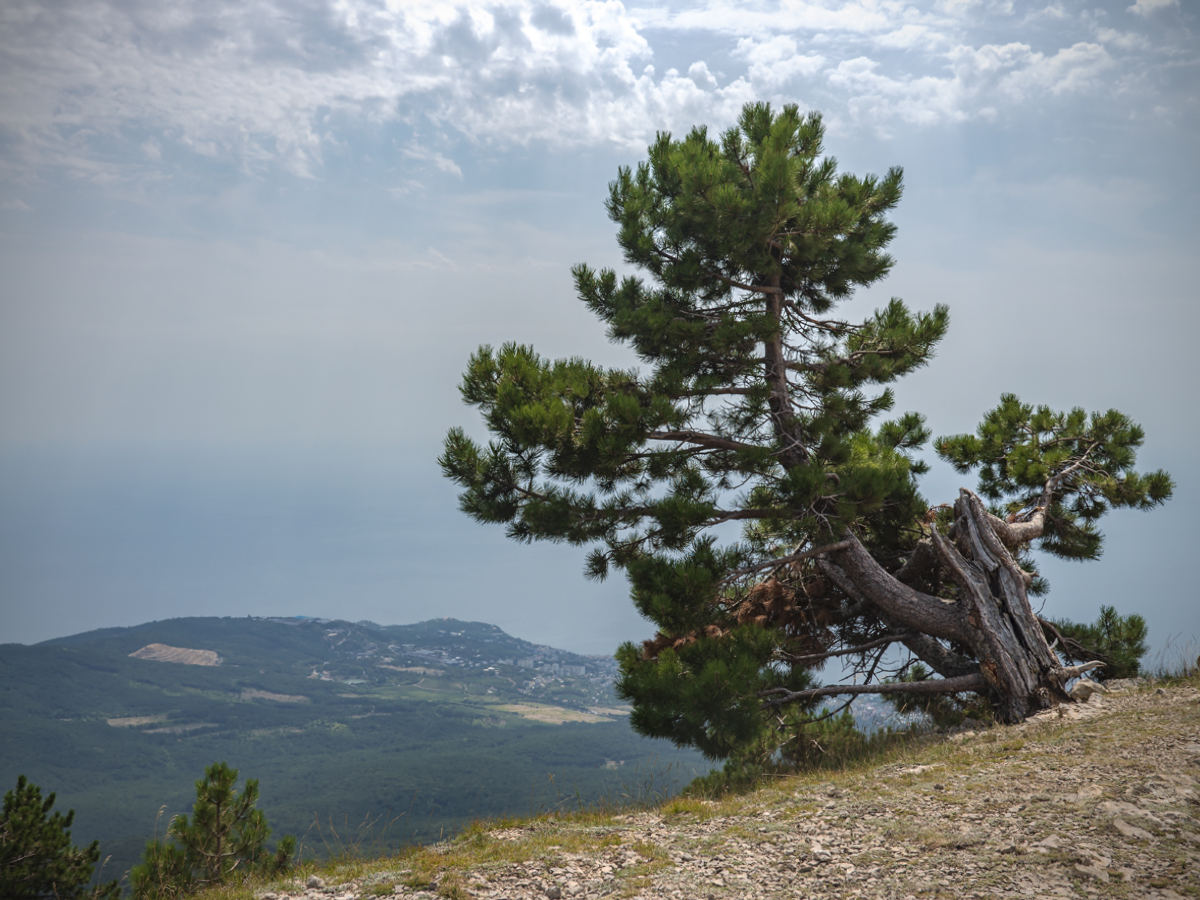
<box><xmin>441</xmin><ymin>102</ymin><xmax>1172</xmax><ymax>760</ymax></box>
<box><xmin>0</xmin><ymin>775</ymin><xmax>119</xmax><ymax>900</ymax></box>
<box><xmin>131</xmin><ymin>762</ymin><xmax>295</xmax><ymax>900</ymax></box>
<box><xmin>1049</xmin><ymin>605</ymin><xmax>1148</xmax><ymax>681</ymax></box>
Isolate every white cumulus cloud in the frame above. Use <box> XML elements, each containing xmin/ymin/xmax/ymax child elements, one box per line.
<box><xmin>1127</xmin><ymin>0</ymin><xmax>1179</xmax><ymax>17</ymax></box>
<box><xmin>0</xmin><ymin>0</ymin><xmax>1187</xmax><ymax>182</ymax></box>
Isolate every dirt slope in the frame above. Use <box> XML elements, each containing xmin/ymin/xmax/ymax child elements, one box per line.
<box><xmin>260</xmin><ymin>679</ymin><xmax>1200</xmax><ymax>900</ymax></box>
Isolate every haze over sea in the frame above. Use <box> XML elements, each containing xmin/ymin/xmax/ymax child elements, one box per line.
<box><xmin>1</xmin><ymin>0</ymin><xmax>1197</xmax><ymax>657</ymax></box>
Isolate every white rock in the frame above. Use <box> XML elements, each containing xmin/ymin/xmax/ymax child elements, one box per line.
<box><xmin>1074</xmin><ymin>863</ymin><xmax>1109</xmax><ymax>883</ymax></box>
<box><xmin>1032</xmin><ymin>834</ymin><xmax>1062</xmax><ymax>852</ymax></box>
<box><xmin>1070</xmin><ymin>679</ymin><xmax>1106</xmax><ymax>702</ymax></box>
<box><xmin>1113</xmin><ymin>818</ymin><xmax>1155</xmax><ymax>841</ymax></box>
<box><xmin>1096</xmin><ymin>800</ymin><xmax>1164</xmax><ymax>825</ymax></box>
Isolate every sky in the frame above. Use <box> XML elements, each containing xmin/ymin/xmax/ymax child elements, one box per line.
<box><xmin>0</xmin><ymin>0</ymin><xmax>1197</xmax><ymax>661</ymax></box>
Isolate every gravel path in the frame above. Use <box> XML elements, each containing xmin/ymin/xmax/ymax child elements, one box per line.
<box><xmin>263</xmin><ymin>680</ymin><xmax>1200</xmax><ymax>900</ymax></box>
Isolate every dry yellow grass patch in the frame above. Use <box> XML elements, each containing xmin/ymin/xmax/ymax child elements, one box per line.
<box><xmin>106</xmin><ymin>714</ymin><xmax>168</xmax><ymax>727</ymax></box>
<box><xmin>493</xmin><ymin>704</ymin><xmax>609</xmax><ymax>724</ymax></box>
<box><xmin>239</xmin><ymin>688</ymin><xmax>309</xmax><ymax>703</ymax></box>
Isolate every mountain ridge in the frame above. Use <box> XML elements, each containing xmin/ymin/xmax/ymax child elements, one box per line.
<box><xmin>0</xmin><ymin>615</ymin><xmax>710</xmax><ymax>888</ymax></box>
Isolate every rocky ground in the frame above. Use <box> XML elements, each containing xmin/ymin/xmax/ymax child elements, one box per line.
<box><xmin>260</xmin><ymin>678</ymin><xmax>1200</xmax><ymax>900</ymax></box>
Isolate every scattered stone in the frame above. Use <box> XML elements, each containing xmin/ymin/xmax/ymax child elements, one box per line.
<box><xmin>1032</xmin><ymin>834</ymin><xmax>1063</xmax><ymax>852</ymax></box>
<box><xmin>307</xmin><ymin>876</ymin><xmax>325</xmax><ymax>889</ymax></box>
<box><xmin>1074</xmin><ymin>863</ymin><xmax>1109</xmax><ymax>883</ymax></box>
<box><xmin>952</xmin><ymin>830</ymin><xmax>986</xmax><ymax>849</ymax></box>
<box><xmin>1069</xmin><ymin>679</ymin><xmax>1105</xmax><ymax>702</ymax></box>
<box><xmin>1096</xmin><ymin>800</ymin><xmax>1163</xmax><ymax>824</ymax></box>
<box><xmin>1113</xmin><ymin>817</ymin><xmax>1155</xmax><ymax>840</ymax></box>
<box><xmin>261</xmin><ymin>682</ymin><xmax>1199</xmax><ymax>900</ymax></box>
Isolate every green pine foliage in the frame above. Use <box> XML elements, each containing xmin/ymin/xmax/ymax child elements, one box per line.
<box><xmin>131</xmin><ymin>762</ymin><xmax>295</xmax><ymax>900</ymax></box>
<box><xmin>0</xmin><ymin>775</ymin><xmax>119</xmax><ymax>900</ymax></box>
<box><xmin>442</xmin><ymin>101</ymin><xmax>1172</xmax><ymax>762</ymax></box>
<box><xmin>936</xmin><ymin>394</ymin><xmax>1173</xmax><ymax>561</ymax></box>
<box><xmin>442</xmin><ymin>102</ymin><xmax>947</xmax><ymax>761</ymax></box>
<box><xmin>1051</xmin><ymin>605</ymin><xmax>1148</xmax><ymax>681</ymax></box>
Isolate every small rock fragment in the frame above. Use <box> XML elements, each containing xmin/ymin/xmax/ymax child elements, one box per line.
<box><xmin>1096</xmin><ymin>800</ymin><xmax>1163</xmax><ymax>824</ymax></box>
<box><xmin>1032</xmin><ymin>834</ymin><xmax>1062</xmax><ymax>852</ymax></box>
<box><xmin>1070</xmin><ymin>679</ymin><xmax>1105</xmax><ymax>702</ymax></box>
<box><xmin>1113</xmin><ymin>818</ymin><xmax>1155</xmax><ymax>840</ymax></box>
<box><xmin>1074</xmin><ymin>863</ymin><xmax>1110</xmax><ymax>883</ymax></box>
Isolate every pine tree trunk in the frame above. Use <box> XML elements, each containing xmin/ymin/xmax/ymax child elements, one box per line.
<box><xmin>929</xmin><ymin>490</ymin><xmax>1071</xmax><ymax>723</ymax></box>
<box><xmin>832</xmin><ymin>489</ymin><xmax>1078</xmax><ymax>724</ymax></box>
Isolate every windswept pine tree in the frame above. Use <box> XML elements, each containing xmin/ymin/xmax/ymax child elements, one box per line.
<box><xmin>440</xmin><ymin>102</ymin><xmax>1173</xmax><ymax>761</ymax></box>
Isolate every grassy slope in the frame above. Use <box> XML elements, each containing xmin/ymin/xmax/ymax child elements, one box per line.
<box><xmin>185</xmin><ymin>675</ymin><xmax>1200</xmax><ymax>900</ymax></box>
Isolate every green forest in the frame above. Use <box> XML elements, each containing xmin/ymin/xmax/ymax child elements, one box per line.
<box><xmin>0</xmin><ymin>617</ymin><xmax>710</xmax><ymax>888</ymax></box>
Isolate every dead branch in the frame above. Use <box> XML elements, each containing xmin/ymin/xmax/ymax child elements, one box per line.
<box><xmin>760</xmin><ymin>671</ymin><xmax>987</xmax><ymax>706</ymax></box>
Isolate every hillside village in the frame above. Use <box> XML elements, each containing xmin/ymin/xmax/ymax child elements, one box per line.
<box><xmin>276</xmin><ymin>617</ymin><xmax>622</xmax><ymax>709</ymax></box>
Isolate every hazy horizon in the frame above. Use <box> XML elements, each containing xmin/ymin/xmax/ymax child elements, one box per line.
<box><xmin>2</xmin><ymin>0</ymin><xmax>1197</xmax><ymax>658</ymax></box>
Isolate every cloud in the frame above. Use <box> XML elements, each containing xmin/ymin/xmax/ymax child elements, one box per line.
<box><xmin>734</xmin><ymin>36</ymin><xmax>825</xmax><ymax>89</ymax></box>
<box><xmin>402</xmin><ymin>143</ymin><xmax>464</xmax><ymax>178</ymax></box>
<box><xmin>996</xmin><ymin>42</ymin><xmax>1113</xmax><ymax>99</ymax></box>
<box><xmin>1127</xmin><ymin>0</ymin><xmax>1179</xmax><ymax>16</ymax></box>
<box><xmin>1091</xmin><ymin>28</ymin><xmax>1151</xmax><ymax>53</ymax></box>
<box><xmin>0</xmin><ymin>0</ymin><xmax>1188</xmax><ymax>183</ymax></box>
<box><xmin>828</xmin><ymin>56</ymin><xmax>969</xmax><ymax>127</ymax></box>
<box><xmin>2</xmin><ymin>199</ymin><xmax>32</xmax><ymax>211</ymax></box>
<box><xmin>635</xmin><ymin>0</ymin><xmax>915</xmax><ymax>37</ymax></box>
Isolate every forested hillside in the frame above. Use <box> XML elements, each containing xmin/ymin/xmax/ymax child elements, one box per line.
<box><xmin>0</xmin><ymin>616</ymin><xmax>710</xmax><ymax>887</ymax></box>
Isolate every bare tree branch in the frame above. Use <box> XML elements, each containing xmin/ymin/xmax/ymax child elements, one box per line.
<box><xmin>833</xmin><ymin>533</ymin><xmax>970</xmax><ymax>644</ymax></box>
<box><xmin>647</xmin><ymin>430</ymin><xmax>763</xmax><ymax>453</ymax></box>
<box><xmin>779</xmin><ymin>632</ymin><xmax>914</xmax><ymax>666</ymax></box>
<box><xmin>901</xmin><ymin>633</ymin><xmax>978</xmax><ymax>679</ymax></box>
<box><xmin>760</xmin><ymin>671</ymin><xmax>987</xmax><ymax>705</ymax></box>
<box><xmin>720</xmin><ymin>540</ymin><xmax>851</xmax><ymax>583</ymax></box>
<box><xmin>1057</xmin><ymin>660</ymin><xmax>1106</xmax><ymax>679</ymax></box>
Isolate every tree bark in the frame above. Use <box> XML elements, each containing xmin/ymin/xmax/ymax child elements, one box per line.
<box><xmin>828</xmin><ymin>488</ymin><xmax>1081</xmax><ymax>724</ymax></box>
<box><xmin>929</xmin><ymin>490</ymin><xmax>1072</xmax><ymax>722</ymax></box>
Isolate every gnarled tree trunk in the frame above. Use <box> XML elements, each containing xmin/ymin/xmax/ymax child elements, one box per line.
<box><xmin>931</xmin><ymin>490</ymin><xmax>1071</xmax><ymax>722</ymax></box>
<box><xmin>827</xmin><ymin>488</ymin><xmax>1093</xmax><ymax>724</ymax></box>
